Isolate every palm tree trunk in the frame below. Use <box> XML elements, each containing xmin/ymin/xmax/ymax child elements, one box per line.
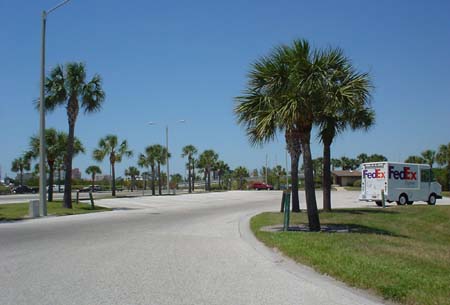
<box><xmin>192</xmin><ymin>165</ymin><xmax>195</xmax><ymax>192</ymax></box>
<box><xmin>63</xmin><ymin>122</ymin><xmax>76</xmax><ymax>209</ymax></box>
<box><xmin>158</xmin><ymin>163</ymin><xmax>162</xmax><ymax>195</ymax></box>
<box><xmin>111</xmin><ymin>161</ymin><xmax>116</xmax><ymax>196</ymax></box>
<box><xmin>188</xmin><ymin>158</ymin><xmax>192</xmax><ymax>193</ymax></box>
<box><xmin>20</xmin><ymin>168</ymin><xmax>23</xmax><ymax>185</ymax></box>
<box><xmin>92</xmin><ymin>173</ymin><xmax>95</xmax><ymax>191</ymax></box>
<box><xmin>286</xmin><ymin>130</ymin><xmax>301</xmax><ymax>212</ymax></box>
<box><xmin>207</xmin><ymin>169</ymin><xmax>211</xmax><ymax>191</ymax></box>
<box><xmin>58</xmin><ymin>167</ymin><xmax>62</xmax><ymax>192</ymax></box>
<box><xmin>151</xmin><ymin>165</ymin><xmax>156</xmax><ymax>195</ymax></box>
<box><xmin>48</xmin><ymin>161</ymin><xmax>54</xmax><ymax>202</ymax></box>
<box><xmin>323</xmin><ymin>140</ymin><xmax>332</xmax><ymax>212</ymax></box>
<box><xmin>300</xmin><ymin>129</ymin><xmax>321</xmax><ymax>231</ymax></box>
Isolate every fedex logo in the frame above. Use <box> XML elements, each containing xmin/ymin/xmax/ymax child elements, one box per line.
<box><xmin>388</xmin><ymin>166</ymin><xmax>417</xmax><ymax>180</ymax></box>
<box><xmin>363</xmin><ymin>168</ymin><xmax>385</xmax><ymax>179</ymax></box>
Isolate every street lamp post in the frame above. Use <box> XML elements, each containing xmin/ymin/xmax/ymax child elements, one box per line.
<box><xmin>149</xmin><ymin>120</ymin><xmax>185</xmax><ymax>195</ymax></box>
<box><xmin>39</xmin><ymin>0</ymin><xmax>71</xmax><ymax>216</ymax></box>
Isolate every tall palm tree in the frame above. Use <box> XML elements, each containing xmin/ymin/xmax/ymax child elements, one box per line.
<box><xmin>436</xmin><ymin>143</ymin><xmax>450</xmax><ymax>191</ymax></box>
<box><xmin>125</xmin><ymin>166</ymin><xmax>140</xmax><ymax>191</ymax></box>
<box><xmin>235</xmin><ymin>39</ymin><xmax>325</xmax><ymax>230</ymax></box>
<box><xmin>331</xmin><ymin>158</ymin><xmax>342</xmax><ymax>171</ymax></box>
<box><xmin>421</xmin><ymin>150</ymin><xmax>436</xmax><ymax>168</ymax></box>
<box><xmin>233</xmin><ymin>166</ymin><xmax>249</xmax><ymax>190</ymax></box>
<box><xmin>29</xmin><ymin>128</ymin><xmax>84</xmax><ymax>202</ymax></box>
<box><xmin>181</xmin><ymin>145</ymin><xmax>198</xmax><ymax>193</ymax></box>
<box><xmin>85</xmin><ymin>165</ymin><xmax>102</xmax><ymax>191</ymax></box>
<box><xmin>93</xmin><ymin>135</ymin><xmax>132</xmax><ymax>196</ymax></box>
<box><xmin>152</xmin><ymin>145</ymin><xmax>170</xmax><ymax>195</ymax></box>
<box><xmin>11</xmin><ymin>155</ymin><xmax>31</xmax><ymax>186</ymax></box>
<box><xmin>316</xmin><ymin>49</ymin><xmax>374</xmax><ymax>211</ymax></box>
<box><xmin>43</xmin><ymin>62</ymin><xmax>105</xmax><ymax>208</ymax></box>
<box><xmin>197</xmin><ymin>150</ymin><xmax>218</xmax><ymax>191</ymax></box>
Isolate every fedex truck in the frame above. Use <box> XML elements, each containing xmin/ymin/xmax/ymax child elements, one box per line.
<box><xmin>359</xmin><ymin>162</ymin><xmax>442</xmax><ymax>206</ymax></box>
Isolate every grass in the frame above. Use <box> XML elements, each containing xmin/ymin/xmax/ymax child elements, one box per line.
<box><xmin>443</xmin><ymin>191</ymin><xmax>450</xmax><ymax>197</ymax></box>
<box><xmin>344</xmin><ymin>186</ymin><xmax>360</xmax><ymax>191</ymax></box>
<box><xmin>0</xmin><ymin>201</ymin><xmax>111</xmax><ymax>221</ymax></box>
<box><xmin>251</xmin><ymin>206</ymin><xmax>450</xmax><ymax>305</ymax></box>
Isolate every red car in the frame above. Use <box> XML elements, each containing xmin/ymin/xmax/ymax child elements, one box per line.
<box><xmin>249</xmin><ymin>182</ymin><xmax>273</xmax><ymax>190</ymax></box>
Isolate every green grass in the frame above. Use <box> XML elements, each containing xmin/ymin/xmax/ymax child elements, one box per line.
<box><xmin>443</xmin><ymin>191</ymin><xmax>450</xmax><ymax>197</ymax></box>
<box><xmin>251</xmin><ymin>206</ymin><xmax>450</xmax><ymax>305</ymax></box>
<box><xmin>344</xmin><ymin>186</ymin><xmax>361</xmax><ymax>191</ymax></box>
<box><xmin>0</xmin><ymin>201</ymin><xmax>111</xmax><ymax>221</ymax></box>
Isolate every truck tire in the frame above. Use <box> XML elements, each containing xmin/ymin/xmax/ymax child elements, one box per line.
<box><xmin>375</xmin><ymin>201</ymin><xmax>383</xmax><ymax>207</ymax></box>
<box><xmin>397</xmin><ymin>194</ymin><xmax>408</xmax><ymax>205</ymax></box>
<box><xmin>428</xmin><ymin>194</ymin><xmax>437</xmax><ymax>205</ymax></box>
<box><xmin>406</xmin><ymin>201</ymin><xmax>414</xmax><ymax>205</ymax></box>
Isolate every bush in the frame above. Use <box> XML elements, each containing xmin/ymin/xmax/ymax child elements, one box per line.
<box><xmin>0</xmin><ymin>185</ymin><xmax>11</xmax><ymax>195</ymax></box>
<box><xmin>353</xmin><ymin>179</ymin><xmax>361</xmax><ymax>187</ymax></box>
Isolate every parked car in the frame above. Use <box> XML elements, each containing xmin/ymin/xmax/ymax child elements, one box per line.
<box><xmin>46</xmin><ymin>185</ymin><xmax>65</xmax><ymax>192</ymax></box>
<box><xmin>249</xmin><ymin>182</ymin><xmax>273</xmax><ymax>190</ymax></box>
<box><xmin>78</xmin><ymin>185</ymin><xmax>103</xmax><ymax>192</ymax></box>
<box><xmin>12</xmin><ymin>185</ymin><xmax>39</xmax><ymax>194</ymax></box>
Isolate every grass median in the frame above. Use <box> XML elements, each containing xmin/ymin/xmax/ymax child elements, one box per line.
<box><xmin>251</xmin><ymin>206</ymin><xmax>450</xmax><ymax>305</ymax></box>
<box><xmin>0</xmin><ymin>201</ymin><xmax>111</xmax><ymax>221</ymax></box>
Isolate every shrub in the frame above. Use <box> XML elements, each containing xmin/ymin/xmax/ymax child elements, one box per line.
<box><xmin>353</xmin><ymin>179</ymin><xmax>362</xmax><ymax>187</ymax></box>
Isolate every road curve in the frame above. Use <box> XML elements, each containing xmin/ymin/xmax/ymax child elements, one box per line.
<box><xmin>0</xmin><ymin>191</ymin><xmax>387</xmax><ymax>305</ymax></box>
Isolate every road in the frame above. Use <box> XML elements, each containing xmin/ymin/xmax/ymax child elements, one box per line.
<box><xmin>3</xmin><ymin>190</ymin><xmax>445</xmax><ymax>305</ymax></box>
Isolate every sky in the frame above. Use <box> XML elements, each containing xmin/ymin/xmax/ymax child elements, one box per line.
<box><xmin>0</xmin><ymin>0</ymin><xmax>449</xmax><ymax>180</ymax></box>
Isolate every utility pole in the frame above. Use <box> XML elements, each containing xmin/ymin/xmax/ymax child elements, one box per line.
<box><xmin>265</xmin><ymin>153</ymin><xmax>268</xmax><ymax>184</ymax></box>
<box><xmin>166</xmin><ymin>125</ymin><xmax>170</xmax><ymax>194</ymax></box>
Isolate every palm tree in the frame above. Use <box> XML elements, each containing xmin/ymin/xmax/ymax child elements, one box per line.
<box><xmin>11</xmin><ymin>155</ymin><xmax>31</xmax><ymax>186</ymax></box>
<box><xmin>235</xmin><ymin>39</ymin><xmax>326</xmax><ymax>230</ymax></box>
<box><xmin>197</xmin><ymin>150</ymin><xmax>219</xmax><ymax>191</ymax></box>
<box><xmin>93</xmin><ymin>135</ymin><xmax>132</xmax><ymax>196</ymax></box>
<box><xmin>125</xmin><ymin>166</ymin><xmax>140</xmax><ymax>191</ymax></box>
<box><xmin>139</xmin><ymin>145</ymin><xmax>159</xmax><ymax>195</ymax></box>
<box><xmin>233</xmin><ymin>166</ymin><xmax>249</xmax><ymax>190</ymax></box>
<box><xmin>85</xmin><ymin>165</ymin><xmax>102</xmax><ymax>191</ymax></box>
<box><xmin>273</xmin><ymin>165</ymin><xmax>286</xmax><ymax>190</ymax></box>
<box><xmin>29</xmin><ymin>128</ymin><xmax>84</xmax><ymax>202</ymax></box>
<box><xmin>421</xmin><ymin>150</ymin><xmax>436</xmax><ymax>168</ymax></box>
<box><xmin>215</xmin><ymin>160</ymin><xmax>230</xmax><ymax>189</ymax></box>
<box><xmin>316</xmin><ymin>49</ymin><xmax>374</xmax><ymax>212</ymax></box>
<box><xmin>404</xmin><ymin>156</ymin><xmax>426</xmax><ymax>164</ymax></box>
<box><xmin>367</xmin><ymin>154</ymin><xmax>387</xmax><ymax>162</ymax></box>
<box><xmin>181</xmin><ymin>145</ymin><xmax>198</xmax><ymax>193</ymax></box>
<box><xmin>436</xmin><ymin>143</ymin><xmax>450</xmax><ymax>191</ymax></box>
<box><xmin>331</xmin><ymin>158</ymin><xmax>341</xmax><ymax>171</ymax></box>
<box><xmin>152</xmin><ymin>145</ymin><xmax>170</xmax><ymax>195</ymax></box>
<box><xmin>356</xmin><ymin>153</ymin><xmax>369</xmax><ymax>166</ymax></box>
<box><xmin>43</xmin><ymin>62</ymin><xmax>105</xmax><ymax>208</ymax></box>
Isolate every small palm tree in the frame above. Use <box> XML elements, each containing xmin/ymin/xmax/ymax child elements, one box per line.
<box><xmin>404</xmin><ymin>156</ymin><xmax>426</xmax><ymax>164</ymax></box>
<box><xmin>139</xmin><ymin>145</ymin><xmax>159</xmax><ymax>195</ymax></box>
<box><xmin>215</xmin><ymin>160</ymin><xmax>230</xmax><ymax>189</ymax></box>
<box><xmin>43</xmin><ymin>62</ymin><xmax>105</xmax><ymax>208</ymax></box>
<box><xmin>436</xmin><ymin>143</ymin><xmax>450</xmax><ymax>190</ymax></box>
<box><xmin>316</xmin><ymin>49</ymin><xmax>374</xmax><ymax>212</ymax></box>
<box><xmin>85</xmin><ymin>165</ymin><xmax>102</xmax><ymax>192</ymax></box>
<box><xmin>197</xmin><ymin>150</ymin><xmax>219</xmax><ymax>191</ymax></box>
<box><xmin>93</xmin><ymin>135</ymin><xmax>132</xmax><ymax>196</ymax></box>
<box><xmin>125</xmin><ymin>166</ymin><xmax>140</xmax><ymax>191</ymax></box>
<box><xmin>181</xmin><ymin>145</ymin><xmax>198</xmax><ymax>193</ymax></box>
<box><xmin>29</xmin><ymin>128</ymin><xmax>84</xmax><ymax>202</ymax></box>
<box><xmin>421</xmin><ymin>150</ymin><xmax>436</xmax><ymax>169</ymax></box>
<box><xmin>11</xmin><ymin>155</ymin><xmax>31</xmax><ymax>185</ymax></box>
<box><xmin>273</xmin><ymin>165</ymin><xmax>286</xmax><ymax>190</ymax></box>
<box><xmin>233</xmin><ymin>166</ymin><xmax>249</xmax><ymax>190</ymax></box>
<box><xmin>152</xmin><ymin>144</ymin><xmax>170</xmax><ymax>195</ymax></box>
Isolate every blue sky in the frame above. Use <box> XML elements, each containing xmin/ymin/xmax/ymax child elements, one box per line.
<box><xmin>1</xmin><ymin>0</ymin><xmax>449</xmax><ymax>179</ymax></box>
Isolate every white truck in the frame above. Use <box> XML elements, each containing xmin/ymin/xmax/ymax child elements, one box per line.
<box><xmin>359</xmin><ymin>162</ymin><xmax>442</xmax><ymax>206</ymax></box>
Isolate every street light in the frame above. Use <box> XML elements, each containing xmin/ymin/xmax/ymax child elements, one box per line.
<box><xmin>39</xmin><ymin>0</ymin><xmax>71</xmax><ymax>216</ymax></box>
<box><xmin>148</xmin><ymin>120</ymin><xmax>186</xmax><ymax>194</ymax></box>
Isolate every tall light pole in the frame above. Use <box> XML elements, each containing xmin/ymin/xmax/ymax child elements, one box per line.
<box><xmin>148</xmin><ymin>120</ymin><xmax>185</xmax><ymax>195</ymax></box>
<box><xmin>39</xmin><ymin>0</ymin><xmax>71</xmax><ymax>216</ymax></box>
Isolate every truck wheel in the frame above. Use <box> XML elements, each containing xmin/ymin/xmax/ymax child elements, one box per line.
<box><xmin>406</xmin><ymin>201</ymin><xmax>414</xmax><ymax>205</ymax></box>
<box><xmin>397</xmin><ymin>194</ymin><xmax>408</xmax><ymax>205</ymax></box>
<box><xmin>428</xmin><ymin>194</ymin><xmax>437</xmax><ymax>205</ymax></box>
<box><xmin>375</xmin><ymin>201</ymin><xmax>382</xmax><ymax>207</ymax></box>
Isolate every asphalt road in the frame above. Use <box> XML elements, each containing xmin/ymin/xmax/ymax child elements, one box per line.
<box><xmin>3</xmin><ymin>191</ymin><xmax>446</xmax><ymax>305</ymax></box>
